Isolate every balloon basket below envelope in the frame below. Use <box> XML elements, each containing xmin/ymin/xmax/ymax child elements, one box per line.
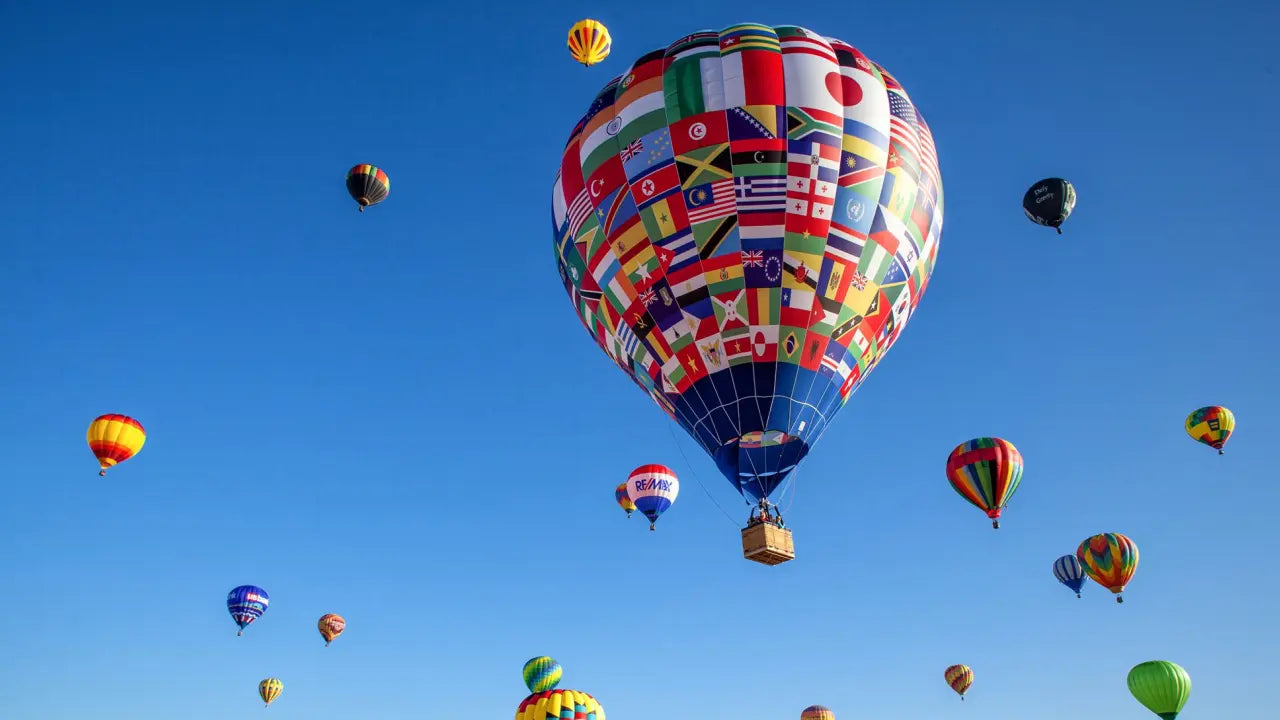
<box><xmin>741</xmin><ymin>523</ymin><xmax>795</xmax><ymax>565</ymax></box>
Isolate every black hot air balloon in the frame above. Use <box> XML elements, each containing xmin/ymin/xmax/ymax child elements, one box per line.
<box><xmin>345</xmin><ymin>164</ymin><xmax>390</xmax><ymax>212</ymax></box>
<box><xmin>1022</xmin><ymin>177</ymin><xmax>1076</xmax><ymax>233</ymax></box>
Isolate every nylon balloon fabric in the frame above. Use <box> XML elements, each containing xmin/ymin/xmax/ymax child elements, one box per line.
<box><xmin>258</xmin><ymin>678</ymin><xmax>283</xmax><ymax>707</ymax></box>
<box><xmin>522</xmin><ymin>656</ymin><xmax>563</xmax><ymax>693</ymax></box>
<box><xmin>227</xmin><ymin>585</ymin><xmax>269</xmax><ymax>635</ymax></box>
<box><xmin>552</xmin><ymin>24</ymin><xmax>943</xmax><ymax>506</ymax></box>
<box><xmin>1052</xmin><ymin>554</ymin><xmax>1087</xmax><ymax>597</ymax></box>
<box><xmin>346</xmin><ymin>164</ymin><xmax>389</xmax><ymax>211</ymax></box>
<box><xmin>944</xmin><ymin>437</ymin><xmax>1023</xmax><ymax>527</ymax></box>
<box><xmin>515</xmin><ymin>689</ymin><xmax>605</xmax><ymax>720</ymax></box>
<box><xmin>86</xmin><ymin>413</ymin><xmax>146</xmax><ymax>476</ymax></box>
<box><xmin>568</xmin><ymin>19</ymin><xmax>611</xmax><ymax>67</ymax></box>
<box><xmin>1185</xmin><ymin>405</ymin><xmax>1234</xmax><ymax>454</ymax></box>
<box><xmin>800</xmin><ymin>704</ymin><xmax>836</xmax><ymax>720</ymax></box>
<box><xmin>1128</xmin><ymin>660</ymin><xmax>1191</xmax><ymax>719</ymax></box>
<box><xmin>1076</xmin><ymin>532</ymin><xmax>1139</xmax><ymax>602</ymax></box>
<box><xmin>317</xmin><ymin>613</ymin><xmax>346</xmax><ymax>646</ymax></box>
<box><xmin>944</xmin><ymin>664</ymin><xmax>973</xmax><ymax>698</ymax></box>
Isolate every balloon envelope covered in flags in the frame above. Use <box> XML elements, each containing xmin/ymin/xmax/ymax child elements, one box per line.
<box><xmin>550</xmin><ymin>22</ymin><xmax>944</xmax><ymax>548</ymax></box>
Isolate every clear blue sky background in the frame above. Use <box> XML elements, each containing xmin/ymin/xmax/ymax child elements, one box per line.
<box><xmin>2</xmin><ymin>1</ymin><xmax>1277</xmax><ymax>718</ymax></box>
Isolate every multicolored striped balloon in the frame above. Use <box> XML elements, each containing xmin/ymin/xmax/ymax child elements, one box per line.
<box><xmin>801</xmin><ymin>704</ymin><xmax>835</xmax><ymax>720</ymax></box>
<box><xmin>1185</xmin><ymin>405</ymin><xmax>1234</xmax><ymax>455</ymax></box>
<box><xmin>944</xmin><ymin>664</ymin><xmax>973</xmax><ymax>699</ymax></box>
<box><xmin>944</xmin><ymin>437</ymin><xmax>1023</xmax><ymax>528</ymax></box>
<box><xmin>258</xmin><ymin>678</ymin><xmax>283</xmax><ymax>707</ymax></box>
<box><xmin>1076</xmin><ymin>532</ymin><xmax>1139</xmax><ymax>603</ymax></box>
<box><xmin>626</xmin><ymin>464</ymin><xmax>680</xmax><ymax>530</ymax></box>
<box><xmin>615</xmin><ymin>482</ymin><xmax>636</xmax><ymax>517</ymax></box>
<box><xmin>567</xmin><ymin>19</ymin><xmax>611</xmax><ymax>67</ymax></box>
<box><xmin>317</xmin><ymin>613</ymin><xmax>346</xmax><ymax>646</ymax></box>
<box><xmin>522</xmin><ymin>656</ymin><xmax>563</xmax><ymax>693</ymax></box>
<box><xmin>86</xmin><ymin>413</ymin><xmax>146</xmax><ymax>477</ymax></box>
<box><xmin>515</xmin><ymin>689</ymin><xmax>605</xmax><ymax>720</ymax></box>
<box><xmin>1128</xmin><ymin>660</ymin><xmax>1191</xmax><ymax>719</ymax></box>
<box><xmin>345</xmin><ymin>163</ymin><xmax>389</xmax><ymax>212</ymax></box>
<box><xmin>1052</xmin><ymin>554</ymin><xmax>1087</xmax><ymax>598</ymax></box>
<box><xmin>227</xmin><ymin>584</ymin><xmax>269</xmax><ymax>636</ymax></box>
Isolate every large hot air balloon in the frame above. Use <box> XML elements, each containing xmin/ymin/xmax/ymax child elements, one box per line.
<box><xmin>259</xmin><ymin>678</ymin><xmax>283</xmax><ymax>707</ymax></box>
<box><xmin>615</xmin><ymin>482</ymin><xmax>636</xmax><ymax>517</ymax></box>
<box><xmin>551</xmin><ymin>23</ymin><xmax>944</xmax><ymax>556</ymax></box>
<box><xmin>944</xmin><ymin>437</ymin><xmax>1023</xmax><ymax>528</ymax></box>
<box><xmin>1052</xmin><ymin>554</ymin><xmax>1087</xmax><ymax>598</ymax></box>
<box><xmin>1076</xmin><ymin>532</ymin><xmax>1138</xmax><ymax>603</ymax></box>
<box><xmin>1022</xmin><ymin>177</ymin><xmax>1075</xmax><ymax>233</ymax></box>
<box><xmin>318</xmin><ymin>613</ymin><xmax>345</xmax><ymax>646</ymax></box>
<box><xmin>522</xmin><ymin>656</ymin><xmax>563</xmax><ymax>694</ymax></box>
<box><xmin>87</xmin><ymin>414</ymin><xmax>146</xmax><ymax>477</ymax></box>
<box><xmin>345</xmin><ymin>164</ymin><xmax>389</xmax><ymax>212</ymax></box>
<box><xmin>944</xmin><ymin>664</ymin><xmax>973</xmax><ymax>700</ymax></box>
<box><xmin>1185</xmin><ymin>405</ymin><xmax>1234</xmax><ymax>455</ymax></box>
<box><xmin>1128</xmin><ymin>660</ymin><xmax>1191</xmax><ymax>719</ymax></box>
<box><xmin>227</xmin><ymin>585</ymin><xmax>269</xmax><ymax>636</ymax></box>
<box><xmin>625</xmin><ymin>464</ymin><xmax>679</xmax><ymax>530</ymax></box>
<box><xmin>567</xmin><ymin>19</ymin><xmax>611</xmax><ymax>67</ymax></box>
<box><xmin>801</xmin><ymin>705</ymin><xmax>835</xmax><ymax>720</ymax></box>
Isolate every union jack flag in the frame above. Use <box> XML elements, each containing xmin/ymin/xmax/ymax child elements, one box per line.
<box><xmin>639</xmin><ymin>288</ymin><xmax>657</xmax><ymax>306</ymax></box>
<box><xmin>741</xmin><ymin>250</ymin><xmax>764</xmax><ymax>267</ymax></box>
<box><xmin>620</xmin><ymin>139</ymin><xmax>644</xmax><ymax>162</ymax></box>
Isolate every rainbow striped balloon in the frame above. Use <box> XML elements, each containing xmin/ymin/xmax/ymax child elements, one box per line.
<box><xmin>1185</xmin><ymin>405</ymin><xmax>1234</xmax><ymax>455</ymax></box>
<box><xmin>1077</xmin><ymin>532</ymin><xmax>1139</xmax><ymax>603</ymax></box>
<box><xmin>945</xmin><ymin>437</ymin><xmax>1023</xmax><ymax>528</ymax></box>
<box><xmin>515</xmin><ymin>689</ymin><xmax>604</xmax><ymax>720</ymax></box>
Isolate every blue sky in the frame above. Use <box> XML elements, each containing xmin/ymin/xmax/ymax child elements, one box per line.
<box><xmin>1</xmin><ymin>1</ymin><xmax>1276</xmax><ymax>718</ymax></box>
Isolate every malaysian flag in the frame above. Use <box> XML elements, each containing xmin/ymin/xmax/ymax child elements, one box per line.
<box><xmin>734</xmin><ymin>176</ymin><xmax>787</xmax><ymax>212</ymax></box>
<box><xmin>565</xmin><ymin>189</ymin><xmax>594</xmax><ymax>238</ymax></box>
<box><xmin>887</xmin><ymin>92</ymin><xmax>920</xmax><ymax>163</ymax></box>
<box><xmin>685</xmin><ymin>179</ymin><xmax>735</xmax><ymax>224</ymax></box>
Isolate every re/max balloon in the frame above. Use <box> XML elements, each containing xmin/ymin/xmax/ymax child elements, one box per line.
<box><xmin>625</xmin><ymin>464</ymin><xmax>679</xmax><ymax>530</ymax></box>
<box><xmin>227</xmin><ymin>585</ymin><xmax>269</xmax><ymax>636</ymax></box>
<box><xmin>552</xmin><ymin>23</ymin><xmax>944</xmax><ymax>519</ymax></box>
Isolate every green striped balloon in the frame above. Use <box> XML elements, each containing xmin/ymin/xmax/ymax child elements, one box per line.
<box><xmin>1128</xmin><ymin>660</ymin><xmax>1191</xmax><ymax>719</ymax></box>
<box><xmin>522</xmin><ymin>656</ymin><xmax>563</xmax><ymax>693</ymax></box>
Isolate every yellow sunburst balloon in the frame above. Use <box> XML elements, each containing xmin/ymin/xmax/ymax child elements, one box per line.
<box><xmin>86</xmin><ymin>414</ymin><xmax>146</xmax><ymax>477</ymax></box>
<box><xmin>567</xmin><ymin>19</ymin><xmax>611</xmax><ymax>67</ymax></box>
<box><xmin>259</xmin><ymin>678</ymin><xmax>283</xmax><ymax>707</ymax></box>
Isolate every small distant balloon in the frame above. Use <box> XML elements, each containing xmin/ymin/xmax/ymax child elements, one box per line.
<box><xmin>626</xmin><ymin>464</ymin><xmax>679</xmax><ymax>531</ymax></box>
<box><xmin>615</xmin><ymin>482</ymin><xmax>636</xmax><ymax>518</ymax></box>
<box><xmin>1128</xmin><ymin>660</ymin><xmax>1191</xmax><ymax>719</ymax></box>
<box><xmin>944</xmin><ymin>664</ymin><xmax>974</xmax><ymax>700</ymax></box>
<box><xmin>227</xmin><ymin>584</ymin><xmax>269</xmax><ymax>636</ymax></box>
<box><xmin>1022</xmin><ymin>177</ymin><xmax>1076</xmax><ymax>233</ymax></box>
<box><xmin>1052</xmin><ymin>554</ymin><xmax>1087</xmax><ymax>598</ymax></box>
<box><xmin>259</xmin><ymin>678</ymin><xmax>283</xmax><ymax>707</ymax></box>
<box><xmin>522</xmin><ymin>656</ymin><xmax>563</xmax><ymax>693</ymax></box>
<box><xmin>318</xmin><ymin>613</ymin><xmax>346</xmax><ymax>646</ymax></box>
<box><xmin>567</xmin><ymin>19</ymin><xmax>611</xmax><ymax>67</ymax></box>
<box><xmin>1185</xmin><ymin>405</ymin><xmax>1234</xmax><ymax>455</ymax></box>
<box><xmin>345</xmin><ymin>163</ymin><xmax>389</xmax><ymax>212</ymax></box>
<box><xmin>1077</xmin><ymin>532</ymin><xmax>1139</xmax><ymax>603</ymax></box>
<box><xmin>801</xmin><ymin>705</ymin><xmax>835</xmax><ymax>720</ymax></box>
<box><xmin>87</xmin><ymin>413</ymin><xmax>146</xmax><ymax>477</ymax></box>
<box><xmin>945</xmin><ymin>437</ymin><xmax>1023</xmax><ymax>528</ymax></box>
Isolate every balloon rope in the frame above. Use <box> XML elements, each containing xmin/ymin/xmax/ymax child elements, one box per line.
<box><xmin>667</xmin><ymin>423</ymin><xmax>742</xmax><ymax>528</ymax></box>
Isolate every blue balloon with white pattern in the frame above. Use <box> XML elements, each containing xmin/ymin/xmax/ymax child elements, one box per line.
<box><xmin>1053</xmin><ymin>555</ymin><xmax>1087</xmax><ymax>598</ymax></box>
<box><xmin>626</xmin><ymin>464</ymin><xmax>680</xmax><ymax>531</ymax></box>
<box><xmin>227</xmin><ymin>584</ymin><xmax>270</xmax><ymax>636</ymax></box>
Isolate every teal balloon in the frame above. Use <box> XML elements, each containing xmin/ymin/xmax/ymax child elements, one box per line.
<box><xmin>522</xmin><ymin>656</ymin><xmax>563</xmax><ymax>693</ymax></box>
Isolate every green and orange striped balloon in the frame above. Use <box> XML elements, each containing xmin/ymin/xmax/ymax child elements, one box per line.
<box><xmin>86</xmin><ymin>413</ymin><xmax>146</xmax><ymax>477</ymax></box>
<box><xmin>1077</xmin><ymin>532</ymin><xmax>1139</xmax><ymax>603</ymax></box>
<box><xmin>345</xmin><ymin>163</ymin><xmax>389</xmax><ymax>212</ymax></box>
<box><xmin>944</xmin><ymin>437</ymin><xmax>1023</xmax><ymax>528</ymax></box>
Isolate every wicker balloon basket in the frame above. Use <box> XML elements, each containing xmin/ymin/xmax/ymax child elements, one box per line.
<box><xmin>741</xmin><ymin>522</ymin><xmax>795</xmax><ymax>565</ymax></box>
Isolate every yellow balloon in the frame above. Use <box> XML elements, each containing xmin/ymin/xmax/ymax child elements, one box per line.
<box><xmin>86</xmin><ymin>414</ymin><xmax>146</xmax><ymax>476</ymax></box>
<box><xmin>567</xmin><ymin>19</ymin><xmax>611</xmax><ymax>67</ymax></box>
<box><xmin>516</xmin><ymin>689</ymin><xmax>605</xmax><ymax>720</ymax></box>
<box><xmin>259</xmin><ymin>678</ymin><xmax>283</xmax><ymax>707</ymax></box>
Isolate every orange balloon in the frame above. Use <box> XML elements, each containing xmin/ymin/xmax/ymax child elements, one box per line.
<box><xmin>318</xmin><ymin>613</ymin><xmax>346</xmax><ymax>646</ymax></box>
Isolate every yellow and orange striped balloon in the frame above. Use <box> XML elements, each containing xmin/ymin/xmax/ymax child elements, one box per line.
<box><xmin>945</xmin><ymin>664</ymin><xmax>974</xmax><ymax>699</ymax></box>
<box><xmin>87</xmin><ymin>414</ymin><xmax>146</xmax><ymax>477</ymax></box>
<box><xmin>567</xmin><ymin>19</ymin><xmax>611</xmax><ymax>67</ymax></box>
<box><xmin>259</xmin><ymin>678</ymin><xmax>283</xmax><ymax>707</ymax></box>
<box><xmin>516</xmin><ymin>689</ymin><xmax>605</xmax><ymax>720</ymax></box>
<box><xmin>318</xmin><ymin>613</ymin><xmax>346</xmax><ymax>646</ymax></box>
<box><xmin>801</xmin><ymin>705</ymin><xmax>836</xmax><ymax>720</ymax></box>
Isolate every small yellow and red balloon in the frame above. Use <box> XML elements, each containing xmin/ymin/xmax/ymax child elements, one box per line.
<box><xmin>87</xmin><ymin>414</ymin><xmax>146</xmax><ymax>477</ymax></box>
<box><xmin>318</xmin><ymin>613</ymin><xmax>345</xmax><ymax>646</ymax></box>
<box><xmin>945</xmin><ymin>664</ymin><xmax>974</xmax><ymax>700</ymax></box>
<box><xmin>259</xmin><ymin>678</ymin><xmax>283</xmax><ymax>707</ymax></box>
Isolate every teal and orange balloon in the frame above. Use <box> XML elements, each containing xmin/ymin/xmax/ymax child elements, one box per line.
<box><xmin>522</xmin><ymin>656</ymin><xmax>563</xmax><ymax>693</ymax></box>
<box><xmin>1077</xmin><ymin>532</ymin><xmax>1139</xmax><ymax>603</ymax></box>
<box><xmin>1185</xmin><ymin>405</ymin><xmax>1234</xmax><ymax>455</ymax></box>
<box><xmin>945</xmin><ymin>437</ymin><xmax>1023</xmax><ymax>528</ymax></box>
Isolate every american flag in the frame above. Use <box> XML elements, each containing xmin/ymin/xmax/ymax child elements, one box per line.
<box><xmin>887</xmin><ymin>92</ymin><xmax>920</xmax><ymax>164</ymax></box>
<box><xmin>741</xmin><ymin>249</ymin><xmax>764</xmax><ymax>267</ymax></box>
<box><xmin>685</xmin><ymin>180</ymin><xmax>735</xmax><ymax>224</ymax></box>
<box><xmin>915</xmin><ymin>115</ymin><xmax>941</xmax><ymax>184</ymax></box>
<box><xmin>565</xmin><ymin>189</ymin><xmax>594</xmax><ymax>238</ymax></box>
<box><xmin>620</xmin><ymin>138</ymin><xmax>644</xmax><ymax>162</ymax></box>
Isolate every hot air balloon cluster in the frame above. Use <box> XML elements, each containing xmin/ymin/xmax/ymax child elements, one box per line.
<box><xmin>515</xmin><ymin>657</ymin><xmax>605</xmax><ymax>720</ymax></box>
